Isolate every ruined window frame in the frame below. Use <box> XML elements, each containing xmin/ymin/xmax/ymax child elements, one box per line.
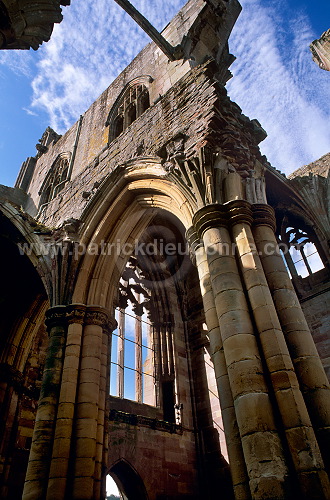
<box><xmin>105</xmin><ymin>76</ymin><xmax>153</xmax><ymax>143</ymax></box>
<box><xmin>38</xmin><ymin>152</ymin><xmax>71</xmax><ymax>212</ymax></box>
<box><xmin>277</xmin><ymin>215</ymin><xmax>326</xmax><ymax>278</ymax></box>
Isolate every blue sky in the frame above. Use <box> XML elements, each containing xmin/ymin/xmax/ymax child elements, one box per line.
<box><xmin>0</xmin><ymin>0</ymin><xmax>329</xmax><ymax>188</ymax></box>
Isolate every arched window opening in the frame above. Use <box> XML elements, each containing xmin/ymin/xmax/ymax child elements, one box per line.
<box><xmin>114</xmin><ymin>114</ymin><xmax>124</xmax><ymax>139</ymax></box>
<box><xmin>278</xmin><ymin>217</ymin><xmax>325</xmax><ymax>278</ymax></box>
<box><xmin>139</xmin><ymin>89</ymin><xmax>150</xmax><ymax>115</ymax></box>
<box><xmin>109</xmin><ymin>238</ymin><xmax>182</xmax><ymax>423</ymax></box>
<box><xmin>39</xmin><ymin>184</ymin><xmax>52</xmax><ymax>207</ymax></box>
<box><xmin>38</xmin><ymin>153</ymin><xmax>71</xmax><ymax>210</ymax></box>
<box><xmin>126</xmin><ymin>103</ymin><xmax>137</xmax><ymax>127</ymax></box>
<box><xmin>108</xmin><ymin>82</ymin><xmax>150</xmax><ymax>142</ymax></box>
<box><xmin>110</xmin><ymin>259</ymin><xmax>157</xmax><ymax>406</ymax></box>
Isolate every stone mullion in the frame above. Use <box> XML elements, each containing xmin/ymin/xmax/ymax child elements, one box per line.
<box><xmin>22</xmin><ymin>306</ymin><xmax>68</xmax><ymax>500</ymax></box>
<box><xmin>46</xmin><ymin>304</ymin><xmax>86</xmax><ymax>500</ymax></box>
<box><xmin>135</xmin><ymin>309</ymin><xmax>143</xmax><ymax>403</ymax></box>
<box><xmin>117</xmin><ymin>308</ymin><xmax>125</xmax><ymax>398</ymax></box>
<box><xmin>154</xmin><ymin>324</ymin><xmax>162</xmax><ymax>406</ymax></box>
<box><xmin>161</xmin><ymin>324</ymin><xmax>169</xmax><ymax>376</ymax></box>
<box><xmin>71</xmin><ymin>307</ymin><xmax>109</xmax><ymax>500</ymax></box>
<box><xmin>229</xmin><ymin>201</ymin><xmax>330</xmax><ymax>498</ymax></box>
<box><xmin>167</xmin><ymin>323</ymin><xmax>175</xmax><ymax>376</ymax></box>
<box><xmin>252</xmin><ymin>204</ymin><xmax>330</xmax><ymax>473</ymax></box>
<box><xmin>193</xmin><ymin>205</ymin><xmax>289</xmax><ymax>500</ymax></box>
<box><xmin>186</xmin><ymin>227</ymin><xmax>251</xmax><ymax>500</ymax></box>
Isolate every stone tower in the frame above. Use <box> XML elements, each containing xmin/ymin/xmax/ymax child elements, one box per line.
<box><xmin>0</xmin><ymin>1</ymin><xmax>330</xmax><ymax>499</ymax></box>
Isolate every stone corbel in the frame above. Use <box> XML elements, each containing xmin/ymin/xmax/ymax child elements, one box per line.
<box><xmin>62</xmin><ymin>217</ymin><xmax>82</xmax><ymax>242</ymax></box>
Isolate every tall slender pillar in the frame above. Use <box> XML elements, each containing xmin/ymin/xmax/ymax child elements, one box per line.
<box><xmin>252</xmin><ymin>204</ymin><xmax>330</xmax><ymax>473</ymax></box>
<box><xmin>94</xmin><ymin>315</ymin><xmax>116</xmax><ymax>499</ymax></box>
<box><xmin>46</xmin><ymin>304</ymin><xmax>86</xmax><ymax>500</ymax></box>
<box><xmin>186</xmin><ymin>227</ymin><xmax>251</xmax><ymax>500</ymax></box>
<box><xmin>22</xmin><ymin>306</ymin><xmax>67</xmax><ymax>500</ymax></box>
<box><xmin>71</xmin><ymin>306</ymin><xmax>110</xmax><ymax>500</ymax></box>
<box><xmin>193</xmin><ymin>205</ymin><xmax>290</xmax><ymax>499</ymax></box>
<box><xmin>228</xmin><ymin>201</ymin><xmax>330</xmax><ymax>498</ymax></box>
<box><xmin>135</xmin><ymin>306</ymin><xmax>143</xmax><ymax>403</ymax></box>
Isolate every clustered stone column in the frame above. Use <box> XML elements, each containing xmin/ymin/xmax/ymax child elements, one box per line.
<box><xmin>252</xmin><ymin>204</ymin><xmax>330</xmax><ymax>473</ymax></box>
<box><xmin>186</xmin><ymin>227</ymin><xmax>251</xmax><ymax>500</ymax></box>
<box><xmin>189</xmin><ymin>192</ymin><xmax>330</xmax><ymax>498</ymax></box>
<box><xmin>22</xmin><ymin>304</ymin><xmax>116</xmax><ymax>500</ymax></box>
<box><xmin>22</xmin><ymin>306</ymin><xmax>68</xmax><ymax>500</ymax></box>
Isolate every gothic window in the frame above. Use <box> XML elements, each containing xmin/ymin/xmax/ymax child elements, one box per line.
<box><xmin>278</xmin><ymin>217</ymin><xmax>325</xmax><ymax>278</ymax></box>
<box><xmin>110</xmin><ymin>259</ymin><xmax>157</xmax><ymax>406</ymax></box>
<box><xmin>38</xmin><ymin>152</ymin><xmax>71</xmax><ymax>209</ymax></box>
<box><xmin>110</xmin><ymin>257</ymin><xmax>177</xmax><ymax>423</ymax></box>
<box><xmin>106</xmin><ymin>77</ymin><xmax>152</xmax><ymax>142</ymax></box>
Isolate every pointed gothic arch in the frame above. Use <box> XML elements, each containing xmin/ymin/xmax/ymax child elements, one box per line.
<box><xmin>38</xmin><ymin>152</ymin><xmax>71</xmax><ymax>210</ymax></box>
<box><xmin>108</xmin><ymin>459</ymin><xmax>148</xmax><ymax>500</ymax></box>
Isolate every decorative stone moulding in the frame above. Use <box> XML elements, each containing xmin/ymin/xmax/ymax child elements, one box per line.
<box><xmin>109</xmin><ymin>409</ymin><xmax>183</xmax><ymax>434</ymax></box>
<box><xmin>0</xmin><ymin>0</ymin><xmax>70</xmax><ymax>50</ymax></box>
<box><xmin>310</xmin><ymin>29</ymin><xmax>330</xmax><ymax>71</ymax></box>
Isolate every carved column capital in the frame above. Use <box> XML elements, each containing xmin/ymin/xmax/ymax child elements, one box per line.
<box><xmin>85</xmin><ymin>306</ymin><xmax>117</xmax><ymax>333</ymax></box>
<box><xmin>192</xmin><ymin>204</ymin><xmax>227</xmax><ymax>239</ymax></box>
<box><xmin>45</xmin><ymin>305</ymin><xmax>68</xmax><ymax>329</ymax></box>
<box><xmin>66</xmin><ymin>304</ymin><xmax>86</xmax><ymax>325</ymax></box>
<box><xmin>226</xmin><ymin>200</ymin><xmax>253</xmax><ymax>227</ymax></box>
<box><xmin>252</xmin><ymin>204</ymin><xmax>276</xmax><ymax>232</ymax></box>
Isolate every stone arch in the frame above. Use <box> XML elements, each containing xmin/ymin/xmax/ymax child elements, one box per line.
<box><xmin>73</xmin><ymin>158</ymin><xmax>197</xmax><ymax>307</ymax></box>
<box><xmin>108</xmin><ymin>459</ymin><xmax>148</xmax><ymax>500</ymax></box>
<box><xmin>0</xmin><ymin>203</ymin><xmax>49</xmax><ymax>499</ymax></box>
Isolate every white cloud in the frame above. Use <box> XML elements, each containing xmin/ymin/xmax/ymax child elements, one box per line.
<box><xmin>0</xmin><ymin>49</ymin><xmax>35</xmax><ymax>78</ymax></box>
<box><xmin>22</xmin><ymin>107</ymin><xmax>38</xmax><ymax>116</ymax></box>
<box><xmin>14</xmin><ymin>0</ymin><xmax>329</xmax><ymax>176</ymax></box>
<box><xmin>227</xmin><ymin>0</ymin><xmax>330</xmax><ymax>175</ymax></box>
<box><xmin>29</xmin><ymin>0</ymin><xmax>186</xmax><ymax>132</ymax></box>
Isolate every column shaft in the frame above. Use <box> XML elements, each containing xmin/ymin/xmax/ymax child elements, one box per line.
<box><xmin>22</xmin><ymin>306</ymin><xmax>67</xmax><ymax>500</ymax></box>
<box><xmin>194</xmin><ymin>207</ymin><xmax>289</xmax><ymax>499</ymax></box>
<box><xmin>193</xmin><ymin>241</ymin><xmax>251</xmax><ymax>500</ymax></box>
<box><xmin>46</xmin><ymin>305</ymin><xmax>85</xmax><ymax>500</ymax></box>
<box><xmin>230</xmin><ymin>202</ymin><xmax>330</xmax><ymax>497</ymax></box>
<box><xmin>253</xmin><ymin>205</ymin><xmax>330</xmax><ymax>473</ymax></box>
<box><xmin>72</xmin><ymin>307</ymin><xmax>109</xmax><ymax>500</ymax></box>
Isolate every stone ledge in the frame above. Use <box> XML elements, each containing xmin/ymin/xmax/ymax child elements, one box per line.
<box><xmin>109</xmin><ymin>408</ymin><xmax>182</xmax><ymax>434</ymax></box>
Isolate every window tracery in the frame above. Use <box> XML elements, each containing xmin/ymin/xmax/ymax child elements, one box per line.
<box><xmin>110</xmin><ymin>258</ymin><xmax>157</xmax><ymax>406</ymax></box>
<box><xmin>38</xmin><ymin>152</ymin><xmax>71</xmax><ymax>209</ymax></box>
<box><xmin>110</xmin><ymin>256</ymin><xmax>178</xmax><ymax>423</ymax></box>
<box><xmin>106</xmin><ymin>76</ymin><xmax>152</xmax><ymax>142</ymax></box>
<box><xmin>278</xmin><ymin>216</ymin><xmax>325</xmax><ymax>278</ymax></box>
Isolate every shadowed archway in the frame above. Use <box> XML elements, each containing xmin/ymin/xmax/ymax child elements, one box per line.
<box><xmin>108</xmin><ymin>459</ymin><xmax>148</xmax><ymax>500</ymax></box>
